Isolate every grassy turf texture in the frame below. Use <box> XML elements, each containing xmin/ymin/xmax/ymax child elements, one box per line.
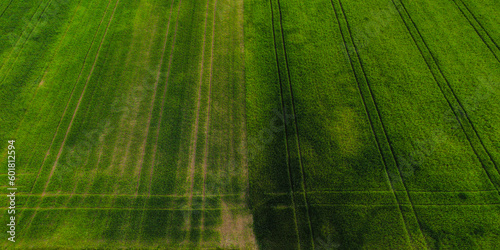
<box><xmin>1</xmin><ymin>0</ymin><xmax>254</xmax><ymax>248</ymax></box>
<box><xmin>246</xmin><ymin>0</ymin><xmax>499</xmax><ymax>249</ymax></box>
<box><xmin>0</xmin><ymin>0</ymin><xmax>498</xmax><ymax>248</ymax></box>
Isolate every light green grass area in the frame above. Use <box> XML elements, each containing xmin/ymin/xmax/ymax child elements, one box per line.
<box><xmin>0</xmin><ymin>0</ymin><xmax>252</xmax><ymax>248</ymax></box>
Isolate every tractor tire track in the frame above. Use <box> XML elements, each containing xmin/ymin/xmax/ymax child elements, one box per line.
<box><xmin>21</xmin><ymin>0</ymin><xmax>119</xmax><ymax>236</ymax></box>
<box><xmin>451</xmin><ymin>0</ymin><xmax>499</xmax><ymax>62</ymax></box>
<box><xmin>275</xmin><ymin>0</ymin><xmax>315</xmax><ymax>247</ymax></box>
<box><xmin>146</xmin><ymin>0</ymin><xmax>183</xmax><ymax>198</ymax></box>
<box><xmin>22</xmin><ymin>0</ymin><xmax>113</xmax><ymax>217</ymax></box>
<box><xmin>200</xmin><ymin>0</ymin><xmax>218</xmax><ymax>243</ymax></box>
<box><xmin>391</xmin><ymin>0</ymin><xmax>500</xmax><ymax>191</ymax></box>
<box><xmin>328</xmin><ymin>0</ymin><xmax>414</xmax><ymax>245</ymax></box>
<box><xmin>0</xmin><ymin>0</ymin><xmax>13</xmax><ymax>19</ymax></box>
<box><xmin>184</xmin><ymin>0</ymin><xmax>212</xmax><ymax>241</ymax></box>
<box><xmin>136</xmin><ymin>0</ymin><xmax>184</xmax><ymax>243</ymax></box>
<box><xmin>0</xmin><ymin>0</ymin><xmax>54</xmax><ymax>84</ymax></box>
<box><xmin>7</xmin><ymin>0</ymin><xmax>83</xmax><ymax>191</ymax></box>
<box><xmin>135</xmin><ymin>0</ymin><xmax>176</xmax><ymax>196</ymax></box>
<box><xmin>268</xmin><ymin>0</ymin><xmax>302</xmax><ymax>247</ymax></box>
<box><xmin>335</xmin><ymin>0</ymin><xmax>427</xmax><ymax>247</ymax></box>
<box><xmin>42</xmin><ymin>0</ymin><xmax>121</xmax><ymax>196</ymax></box>
<box><xmin>0</xmin><ymin>0</ymin><xmax>46</xmax><ymax>72</ymax></box>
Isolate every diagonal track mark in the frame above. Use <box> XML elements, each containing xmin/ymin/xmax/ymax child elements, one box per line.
<box><xmin>135</xmin><ymin>0</ymin><xmax>177</xmax><ymax>196</ymax></box>
<box><xmin>20</xmin><ymin>0</ymin><xmax>120</xmax><ymax>237</ymax></box>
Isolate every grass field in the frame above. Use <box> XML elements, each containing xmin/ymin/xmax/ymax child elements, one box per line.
<box><xmin>0</xmin><ymin>0</ymin><xmax>499</xmax><ymax>248</ymax></box>
<box><xmin>246</xmin><ymin>0</ymin><xmax>499</xmax><ymax>248</ymax></box>
<box><xmin>0</xmin><ymin>0</ymin><xmax>254</xmax><ymax>248</ymax></box>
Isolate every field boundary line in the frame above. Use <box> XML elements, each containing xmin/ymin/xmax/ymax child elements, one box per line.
<box><xmin>451</xmin><ymin>0</ymin><xmax>499</xmax><ymax>62</ymax></box>
<box><xmin>0</xmin><ymin>0</ymin><xmax>13</xmax><ymax>19</ymax></box>
<box><xmin>269</xmin><ymin>0</ymin><xmax>301</xmax><ymax>247</ymax></box>
<box><xmin>0</xmin><ymin>0</ymin><xmax>53</xmax><ymax>83</ymax></box>
<box><xmin>20</xmin><ymin>0</ymin><xmax>119</xmax><ymax>237</ymax></box>
<box><xmin>135</xmin><ymin>0</ymin><xmax>177</xmax><ymax>196</ymax></box>
<box><xmin>391</xmin><ymin>0</ymin><xmax>500</xmax><ymax>191</ymax></box>
<box><xmin>200</xmin><ymin>0</ymin><xmax>218</xmax><ymax>243</ymax></box>
<box><xmin>275</xmin><ymin>0</ymin><xmax>316</xmax><ymax>247</ymax></box>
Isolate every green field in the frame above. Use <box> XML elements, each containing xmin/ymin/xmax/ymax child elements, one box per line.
<box><xmin>0</xmin><ymin>0</ymin><xmax>499</xmax><ymax>248</ymax></box>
